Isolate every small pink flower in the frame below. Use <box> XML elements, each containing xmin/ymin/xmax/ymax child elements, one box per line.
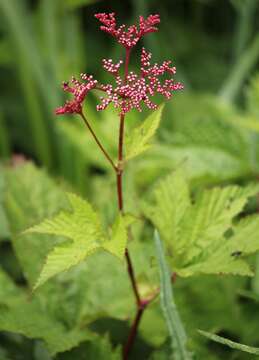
<box><xmin>55</xmin><ymin>74</ymin><xmax>97</xmax><ymax>115</ymax></box>
<box><xmin>96</xmin><ymin>48</ymin><xmax>183</xmax><ymax>115</ymax></box>
<box><xmin>102</xmin><ymin>58</ymin><xmax>123</xmax><ymax>75</ymax></box>
<box><xmin>95</xmin><ymin>13</ymin><xmax>160</xmax><ymax>49</ymax></box>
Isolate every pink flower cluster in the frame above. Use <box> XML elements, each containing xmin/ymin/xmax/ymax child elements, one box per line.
<box><xmin>96</xmin><ymin>48</ymin><xmax>183</xmax><ymax>114</ymax></box>
<box><xmin>95</xmin><ymin>13</ymin><xmax>160</xmax><ymax>49</ymax></box>
<box><xmin>55</xmin><ymin>12</ymin><xmax>183</xmax><ymax>117</ymax></box>
<box><xmin>55</xmin><ymin>74</ymin><xmax>97</xmax><ymax>115</ymax></box>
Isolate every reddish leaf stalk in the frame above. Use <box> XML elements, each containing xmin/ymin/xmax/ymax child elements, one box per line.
<box><xmin>80</xmin><ymin>111</ymin><xmax>117</xmax><ymax>172</ymax></box>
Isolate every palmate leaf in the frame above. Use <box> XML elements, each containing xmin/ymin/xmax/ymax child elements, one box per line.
<box><xmin>1</xmin><ymin>163</ymin><xmax>135</xmax><ymax>355</ymax></box>
<box><xmin>144</xmin><ymin>168</ymin><xmax>259</xmax><ymax>277</ymax></box>
<box><xmin>3</xmin><ymin>163</ymin><xmax>134</xmax><ymax>325</ymax></box>
<box><xmin>125</xmin><ymin>105</ymin><xmax>164</xmax><ymax>161</ymax></box>
<box><xmin>24</xmin><ymin>193</ymin><xmax>132</xmax><ymax>290</ymax></box>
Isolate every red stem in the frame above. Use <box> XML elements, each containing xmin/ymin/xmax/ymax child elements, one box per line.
<box><xmin>116</xmin><ymin>48</ymin><xmax>144</xmax><ymax>360</ymax></box>
<box><xmin>80</xmin><ymin>111</ymin><xmax>117</xmax><ymax>172</ymax></box>
<box><xmin>80</xmin><ymin>49</ymin><xmax>176</xmax><ymax>357</ymax></box>
<box><xmin>125</xmin><ymin>249</ymin><xmax>141</xmax><ymax>306</ymax></box>
<box><xmin>117</xmin><ymin>112</ymin><xmax>125</xmax><ymax>211</ymax></box>
<box><xmin>123</xmin><ymin>307</ymin><xmax>144</xmax><ymax>359</ymax></box>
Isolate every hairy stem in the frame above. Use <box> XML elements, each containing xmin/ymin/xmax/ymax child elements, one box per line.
<box><xmin>80</xmin><ymin>111</ymin><xmax>117</xmax><ymax>172</ymax></box>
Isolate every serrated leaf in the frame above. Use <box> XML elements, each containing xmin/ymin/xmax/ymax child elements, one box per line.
<box><xmin>155</xmin><ymin>230</ymin><xmax>193</xmax><ymax>360</ymax></box>
<box><xmin>198</xmin><ymin>330</ymin><xmax>259</xmax><ymax>355</ymax></box>
<box><xmin>24</xmin><ymin>192</ymin><xmax>131</xmax><ymax>289</ymax></box>
<box><xmin>144</xmin><ymin>169</ymin><xmax>259</xmax><ymax>277</ymax></box>
<box><xmin>135</xmin><ymin>94</ymin><xmax>253</xmax><ymax>186</ymax></box>
<box><xmin>103</xmin><ymin>214</ymin><xmax>135</xmax><ymax>259</ymax></box>
<box><xmin>3</xmin><ymin>163</ymin><xmax>133</xmax><ymax>325</ymax></box>
<box><xmin>125</xmin><ymin>105</ymin><xmax>164</xmax><ymax>161</ymax></box>
<box><xmin>144</xmin><ymin>167</ymin><xmax>190</xmax><ymax>255</ymax></box>
<box><xmin>3</xmin><ymin>163</ymin><xmax>69</xmax><ymax>286</ymax></box>
<box><xmin>0</xmin><ymin>269</ymin><xmax>93</xmax><ymax>355</ymax></box>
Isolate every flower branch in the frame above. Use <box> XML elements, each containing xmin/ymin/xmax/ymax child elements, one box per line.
<box><xmin>54</xmin><ymin>11</ymin><xmax>183</xmax><ymax>360</ymax></box>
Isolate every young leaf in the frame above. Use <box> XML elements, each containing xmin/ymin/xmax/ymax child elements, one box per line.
<box><xmin>154</xmin><ymin>230</ymin><xmax>192</xmax><ymax>360</ymax></box>
<box><xmin>144</xmin><ymin>168</ymin><xmax>259</xmax><ymax>277</ymax></box>
<box><xmin>24</xmin><ymin>192</ymin><xmax>131</xmax><ymax>290</ymax></box>
<box><xmin>103</xmin><ymin>214</ymin><xmax>135</xmax><ymax>259</ymax></box>
<box><xmin>198</xmin><ymin>330</ymin><xmax>259</xmax><ymax>355</ymax></box>
<box><xmin>125</xmin><ymin>105</ymin><xmax>164</xmax><ymax>161</ymax></box>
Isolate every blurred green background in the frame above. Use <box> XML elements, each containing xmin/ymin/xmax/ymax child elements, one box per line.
<box><xmin>1</xmin><ymin>0</ymin><xmax>259</xmax><ymax>359</ymax></box>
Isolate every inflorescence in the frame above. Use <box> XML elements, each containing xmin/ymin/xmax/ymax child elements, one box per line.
<box><xmin>55</xmin><ymin>13</ymin><xmax>183</xmax><ymax>117</ymax></box>
<box><xmin>94</xmin><ymin>13</ymin><xmax>160</xmax><ymax>49</ymax></box>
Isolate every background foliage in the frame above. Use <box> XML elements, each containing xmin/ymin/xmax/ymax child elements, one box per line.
<box><xmin>1</xmin><ymin>0</ymin><xmax>259</xmax><ymax>359</ymax></box>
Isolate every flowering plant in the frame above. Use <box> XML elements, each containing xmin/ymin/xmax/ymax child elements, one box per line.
<box><xmin>54</xmin><ymin>12</ymin><xmax>183</xmax><ymax>358</ymax></box>
<box><xmin>16</xmin><ymin>10</ymin><xmax>259</xmax><ymax>360</ymax></box>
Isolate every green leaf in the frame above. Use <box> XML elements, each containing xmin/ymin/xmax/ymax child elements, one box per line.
<box><xmin>198</xmin><ymin>330</ymin><xmax>259</xmax><ymax>355</ymax></box>
<box><xmin>3</xmin><ymin>163</ymin><xmax>133</xmax><ymax>324</ymax></box>
<box><xmin>0</xmin><ymin>111</ymin><xmax>11</xmax><ymax>158</ymax></box>
<box><xmin>0</xmin><ymin>167</ymin><xmax>10</xmax><ymax>240</ymax></box>
<box><xmin>144</xmin><ymin>167</ymin><xmax>190</xmax><ymax>254</ymax></box>
<box><xmin>125</xmin><ymin>105</ymin><xmax>164</xmax><ymax>161</ymax></box>
<box><xmin>0</xmin><ymin>269</ymin><xmax>93</xmax><ymax>355</ymax></box>
<box><xmin>219</xmin><ymin>34</ymin><xmax>259</xmax><ymax>103</ymax></box>
<box><xmin>103</xmin><ymin>214</ymin><xmax>135</xmax><ymax>259</ymax></box>
<box><xmin>82</xmin><ymin>335</ymin><xmax>121</xmax><ymax>360</ymax></box>
<box><xmin>154</xmin><ymin>230</ymin><xmax>192</xmax><ymax>360</ymax></box>
<box><xmin>247</xmin><ymin>73</ymin><xmax>259</xmax><ymax>118</ymax></box>
<box><xmin>144</xmin><ymin>168</ymin><xmax>259</xmax><ymax>277</ymax></box>
<box><xmin>24</xmin><ymin>192</ymin><xmax>130</xmax><ymax>289</ymax></box>
<box><xmin>0</xmin><ymin>347</ymin><xmax>12</xmax><ymax>360</ymax></box>
<box><xmin>136</xmin><ymin>94</ymin><xmax>253</xmax><ymax>186</ymax></box>
<box><xmin>4</xmin><ymin>163</ymin><xmax>69</xmax><ymax>286</ymax></box>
